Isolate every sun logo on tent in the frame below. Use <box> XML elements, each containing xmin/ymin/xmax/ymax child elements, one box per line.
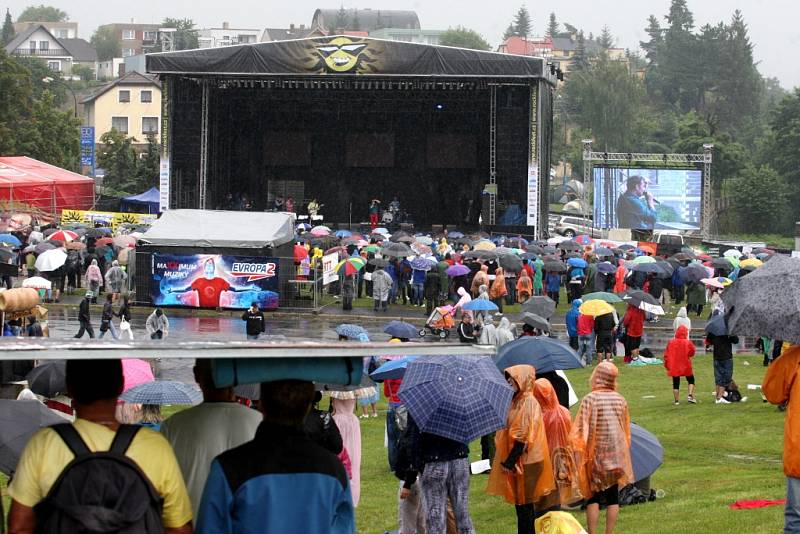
<box><xmin>308</xmin><ymin>37</ymin><xmax>380</xmax><ymax>74</ymax></box>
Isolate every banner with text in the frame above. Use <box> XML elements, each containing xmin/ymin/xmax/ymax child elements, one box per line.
<box><xmin>151</xmin><ymin>253</ymin><xmax>279</xmax><ymax>310</ymax></box>
<box><xmin>61</xmin><ymin>209</ymin><xmax>158</xmax><ymax>230</ymax></box>
<box><xmin>322</xmin><ymin>252</ymin><xmax>339</xmax><ymax>285</ymax></box>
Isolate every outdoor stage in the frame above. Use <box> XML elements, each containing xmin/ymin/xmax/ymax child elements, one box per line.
<box><xmin>147</xmin><ymin>36</ymin><xmax>558</xmax><ymax>237</ymax></box>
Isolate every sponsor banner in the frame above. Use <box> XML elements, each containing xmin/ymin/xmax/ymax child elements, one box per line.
<box><xmin>159</xmin><ymin>157</ymin><xmax>170</xmax><ymax>212</ymax></box>
<box><xmin>526</xmin><ymin>163</ymin><xmax>538</xmax><ymax>228</ymax></box>
<box><xmin>151</xmin><ymin>253</ymin><xmax>279</xmax><ymax>310</ymax></box>
<box><xmin>61</xmin><ymin>210</ymin><xmax>158</xmax><ymax>230</ymax></box>
<box><xmin>322</xmin><ymin>252</ymin><xmax>339</xmax><ymax>285</ymax></box>
<box><xmin>79</xmin><ymin>126</ymin><xmax>95</xmax><ymax>170</ymax></box>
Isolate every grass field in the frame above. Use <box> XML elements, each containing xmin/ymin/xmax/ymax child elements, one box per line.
<box><xmin>1</xmin><ymin>353</ymin><xmax>788</xmax><ymax>533</ymax></box>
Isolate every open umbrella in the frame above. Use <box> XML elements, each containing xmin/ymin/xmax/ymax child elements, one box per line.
<box><xmin>65</xmin><ymin>241</ymin><xmax>86</xmax><ymax>251</ymax></box>
<box><xmin>0</xmin><ymin>399</ymin><xmax>65</xmax><ymax>475</ymax></box>
<box><xmin>119</xmin><ymin>380</ymin><xmax>202</xmax><ymax>405</ymax></box>
<box><xmin>723</xmin><ymin>249</ymin><xmax>742</xmax><ymax>258</ymax></box>
<box><xmin>711</xmin><ymin>257</ymin><xmax>734</xmax><ymax>270</ymax></box>
<box><xmin>543</xmin><ymin>261</ymin><xmax>566</xmax><ymax>273</ymax></box>
<box><xmin>335</xmin><ymin>229</ymin><xmax>352</xmax><ymax>239</ymax></box>
<box><xmin>579</xmin><ymin>300</ymin><xmax>615</xmax><ymax>317</ymax></box>
<box><xmin>671</xmin><ymin>252</ymin><xmax>692</xmax><ymax>261</ymax></box>
<box><xmin>632</xmin><ymin>255</ymin><xmax>656</xmax><ymax>264</ymax></box>
<box><xmin>415</xmin><ymin>236</ymin><xmax>434</xmax><ymax>246</ymax></box>
<box><xmin>558</xmin><ymin>240</ymin><xmax>582</xmax><ymax>252</ymax></box>
<box><xmin>113</xmin><ymin>235</ymin><xmax>137</xmax><ymax>248</ymax></box>
<box><xmin>498</xmin><ymin>254</ymin><xmax>523</xmax><ymax>273</ymax></box>
<box><xmin>496</xmin><ymin>336</ymin><xmax>584</xmax><ymax>374</ymax></box>
<box><xmin>398</xmin><ymin>355</ymin><xmax>513</xmax><ymax>443</ymax></box>
<box><xmin>296</xmin><ymin>223</ymin><xmax>312</xmax><ymax>232</ymax></box>
<box><xmin>85</xmin><ymin>228</ymin><xmax>110</xmax><ymax>238</ymax></box>
<box><xmin>122</xmin><ymin>359</ymin><xmax>155</xmax><ymax>392</ymax></box>
<box><xmin>335</xmin><ymin>256</ymin><xmax>366</xmax><ymax>276</ymax></box>
<box><xmin>567</xmin><ymin>257</ymin><xmax>587</xmax><ymax>269</ymax></box>
<box><xmin>25</xmin><ymin>361</ymin><xmax>66</xmax><ymax>397</ymax></box>
<box><xmin>368</xmin><ymin>257</ymin><xmax>388</xmax><ymax>268</ymax></box>
<box><xmin>34</xmin><ymin>242</ymin><xmax>56</xmax><ymax>254</ymax></box>
<box><xmin>34</xmin><ymin>248</ymin><xmax>67</xmax><ymax>272</ymax></box>
<box><xmin>383</xmin><ymin>320</ymin><xmax>420</xmax><ymax>339</ymax></box>
<box><xmin>374</xmin><ymin>227</ymin><xmax>390</xmax><ymax>235</ymax></box>
<box><xmin>521</xmin><ymin>296</ymin><xmax>556</xmax><ymax>319</ymax></box>
<box><xmin>335</xmin><ymin>324</ymin><xmax>367</xmax><ymax>339</ymax></box>
<box><xmin>463</xmin><ymin>299</ymin><xmax>499</xmax><ymax>312</ymax></box>
<box><xmin>701</xmin><ymin>277</ymin><xmax>732</xmax><ymax>289</ymax></box>
<box><xmin>411</xmin><ymin>243</ymin><xmax>432</xmax><ymax>255</ymax></box>
<box><xmin>473</xmin><ymin>240</ymin><xmax>496</xmax><ymax>251</ymax></box>
<box><xmin>445</xmin><ymin>264</ymin><xmax>470</xmax><ymax>277</ymax></box>
<box><xmin>581</xmin><ymin>291</ymin><xmax>622</xmax><ymax>303</ymax></box>
<box><xmin>521</xmin><ymin>312</ymin><xmax>550</xmax><ymax>332</ymax></box>
<box><xmin>596</xmin><ymin>262</ymin><xmax>617</xmax><ymax>274</ymax></box>
<box><xmin>310</xmin><ymin>225</ymin><xmax>331</xmax><ymax>236</ymax></box>
<box><xmin>462</xmin><ymin>250</ymin><xmax>497</xmax><ymax>261</ymax></box>
<box><xmin>0</xmin><ymin>233</ymin><xmax>21</xmax><ymax>247</ymax></box>
<box><xmin>410</xmin><ymin>257</ymin><xmax>435</xmax><ymax>271</ymax></box>
<box><xmin>593</xmin><ymin>247</ymin><xmax>614</xmax><ymax>257</ymax></box>
<box><xmin>574</xmin><ymin>235</ymin><xmax>593</xmax><ymax>246</ymax></box>
<box><xmin>370</xmin><ymin>356</ymin><xmax>418</xmax><ymax>382</ymax></box>
<box><xmin>739</xmin><ymin>258</ymin><xmax>762</xmax><ymax>269</ymax></box>
<box><xmin>448</xmin><ymin>231</ymin><xmax>464</xmax><ymax>239</ymax></box>
<box><xmin>47</xmin><ymin>230</ymin><xmax>78</xmax><ymax>243</ymax></box>
<box><xmin>704</xmin><ymin>313</ymin><xmax>728</xmax><ymax>336</ymax></box>
<box><xmin>381</xmin><ymin>242</ymin><xmax>413</xmax><ymax>257</ymax></box>
<box><xmin>682</xmin><ymin>263</ymin><xmax>712</xmax><ymax>283</ymax></box>
<box><xmin>630</xmin><ymin>423</ymin><xmax>664</xmax><ymax>482</ymax></box>
<box><xmin>722</xmin><ymin>255</ymin><xmax>800</xmax><ymax>343</ymax></box>
<box><xmin>632</xmin><ymin>262</ymin><xmax>667</xmax><ymax>275</ymax></box>
<box><xmin>22</xmin><ymin>276</ymin><xmax>52</xmax><ymax>290</ymax></box>
<box><xmin>621</xmin><ymin>290</ymin><xmax>664</xmax><ymax>315</ymax></box>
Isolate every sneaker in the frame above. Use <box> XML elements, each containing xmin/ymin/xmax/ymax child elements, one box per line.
<box><xmin>673</xmin><ymin>400</ymin><xmax>679</xmax><ymax>405</ymax></box>
<box><xmin>716</xmin><ymin>398</ymin><xmax>730</xmax><ymax>404</ymax></box>
<box><xmin>687</xmin><ymin>396</ymin><xmax>697</xmax><ymax>404</ymax></box>
<box><xmin>372</xmin><ymin>413</ymin><xmax>378</xmax><ymax>418</ymax></box>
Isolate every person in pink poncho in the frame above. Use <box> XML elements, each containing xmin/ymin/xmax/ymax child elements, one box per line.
<box><xmin>332</xmin><ymin>398</ymin><xmax>362</xmax><ymax>507</ymax></box>
<box><xmin>453</xmin><ymin>286</ymin><xmax>473</xmax><ymax>319</ymax></box>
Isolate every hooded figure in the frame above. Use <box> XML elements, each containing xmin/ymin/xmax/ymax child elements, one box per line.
<box><xmin>613</xmin><ymin>259</ymin><xmax>627</xmax><ymax>294</ymax></box>
<box><xmin>672</xmin><ymin>306</ymin><xmax>692</xmax><ymax>332</ymax></box>
<box><xmin>533</xmin><ymin>260</ymin><xmax>544</xmax><ymax>294</ymax></box>
<box><xmin>471</xmin><ymin>264</ymin><xmax>489</xmax><ymax>297</ymax></box>
<box><xmin>496</xmin><ymin>317</ymin><xmax>516</xmax><ymax>347</ymax></box>
<box><xmin>85</xmin><ymin>258</ymin><xmax>103</xmax><ymax>296</ymax></box>
<box><xmin>570</xmin><ymin>362</ymin><xmax>634</xmax><ymax>502</ymax></box>
<box><xmin>487</xmin><ymin>365</ymin><xmax>558</xmax><ymax>529</ymax></box>
<box><xmin>490</xmin><ymin>268</ymin><xmax>508</xmax><ymax>313</ymax></box>
<box><xmin>565</xmin><ymin>299</ymin><xmax>582</xmax><ymax>347</ymax></box>
<box><xmin>371</xmin><ymin>267</ymin><xmax>393</xmax><ymax>311</ymax></box>
<box><xmin>534</xmin><ymin>378</ymin><xmax>583</xmax><ymax>507</ymax></box>
<box><xmin>478</xmin><ymin>315</ymin><xmax>498</xmax><ymax>346</ymax></box>
<box><xmin>104</xmin><ymin>259</ymin><xmax>128</xmax><ymax>295</ymax></box>
<box><xmin>453</xmin><ymin>286</ymin><xmax>473</xmax><ymax>319</ymax></box>
<box><xmin>664</xmin><ymin>325</ymin><xmax>696</xmax><ymax>404</ymax></box>
<box><xmin>516</xmin><ymin>270</ymin><xmax>533</xmax><ymax>303</ymax></box>
<box><xmin>332</xmin><ymin>398</ymin><xmax>362</xmax><ymax>507</ymax></box>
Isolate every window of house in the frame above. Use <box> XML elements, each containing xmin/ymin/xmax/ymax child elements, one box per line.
<box><xmin>47</xmin><ymin>61</ymin><xmax>61</xmax><ymax>71</ymax></box>
<box><xmin>140</xmin><ymin>90</ymin><xmax>152</xmax><ymax>103</ymax></box>
<box><xmin>122</xmin><ymin>48</ymin><xmax>135</xmax><ymax>57</ymax></box>
<box><xmin>54</xmin><ymin>29</ymin><xmax>69</xmax><ymax>38</ymax></box>
<box><xmin>39</xmin><ymin>41</ymin><xmax>49</xmax><ymax>50</ymax></box>
<box><xmin>143</xmin><ymin>31</ymin><xmax>157</xmax><ymax>41</ymax></box>
<box><xmin>111</xmin><ymin>116</ymin><xmax>128</xmax><ymax>134</ymax></box>
<box><xmin>142</xmin><ymin>117</ymin><xmax>159</xmax><ymax>134</ymax></box>
<box><xmin>29</xmin><ymin>40</ymin><xmax>36</xmax><ymax>52</ymax></box>
<box><xmin>118</xmin><ymin>90</ymin><xmax>130</xmax><ymax>103</ymax></box>
<box><xmin>122</xmin><ymin>29</ymin><xmax>136</xmax><ymax>40</ymax></box>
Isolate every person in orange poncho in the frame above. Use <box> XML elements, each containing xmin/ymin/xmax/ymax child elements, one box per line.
<box><xmin>487</xmin><ymin>365</ymin><xmax>558</xmax><ymax>534</ymax></box>
<box><xmin>516</xmin><ymin>270</ymin><xmax>533</xmax><ymax>303</ymax></box>
<box><xmin>471</xmin><ymin>264</ymin><xmax>489</xmax><ymax>298</ymax></box>
<box><xmin>533</xmin><ymin>378</ymin><xmax>583</xmax><ymax>507</ymax></box>
<box><xmin>571</xmin><ymin>362</ymin><xmax>633</xmax><ymax>534</ymax></box>
<box><xmin>613</xmin><ymin>259</ymin><xmax>627</xmax><ymax>294</ymax></box>
<box><xmin>489</xmin><ymin>267</ymin><xmax>508</xmax><ymax>313</ymax></box>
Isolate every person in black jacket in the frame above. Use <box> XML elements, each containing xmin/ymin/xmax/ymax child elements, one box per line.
<box><xmin>594</xmin><ymin>311</ymin><xmax>616</xmax><ymax>362</ymax></box>
<box><xmin>241</xmin><ymin>302</ymin><xmax>265</xmax><ymax>340</ymax></box>
<box><xmin>423</xmin><ymin>270</ymin><xmax>441</xmax><ymax>316</ymax></box>
<box><xmin>116</xmin><ymin>296</ymin><xmax>133</xmax><ymax>340</ymax></box>
<box><xmin>98</xmin><ymin>293</ymin><xmax>119</xmax><ymax>340</ymax></box>
<box><xmin>705</xmin><ymin>332</ymin><xmax>740</xmax><ymax>403</ymax></box>
<box><xmin>74</xmin><ymin>292</ymin><xmax>94</xmax><ymax>339</ymax></box>
<box><xmin>457</xmin><ymin>314</ymin><xmax>478</xmax><ymax>343</ymax></box>
<box><xmin>302</xmin><ymin>391</ymin><xmax>343</xmax><ymax>455</ymax></box>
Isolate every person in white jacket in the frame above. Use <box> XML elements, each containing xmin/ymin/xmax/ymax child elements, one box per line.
<box><xmin>478</xmin><ymin>314</ymin><xmax>498</xmax><ymax>346</ymax></box>
<box><xmin>672</xmin><ymin>306</ymin><xmax>692</xmax><ymax>332</ymax></box>
<box><xmin>145</xmin><ymin>308</ymin><xmax>169</xmax><ymax>339</ymax></box>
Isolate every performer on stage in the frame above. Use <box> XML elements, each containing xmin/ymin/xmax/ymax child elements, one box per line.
<box><xmin>369</xmin><ymin>199</ymin><xmax>381</xmax><ymax>229</ymax></box>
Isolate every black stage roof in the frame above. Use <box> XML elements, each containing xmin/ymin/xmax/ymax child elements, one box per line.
<box><xmin>147</xmin><ymin>35</ymin><xmax>553</xmax><ymax>81</ymax></box>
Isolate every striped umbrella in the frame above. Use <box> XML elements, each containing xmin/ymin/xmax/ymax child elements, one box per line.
<box><xmin>335</xmin><ymin>256</ymin><xmax>366</xmax><ymax>276</ymax></box>
<box><xmin>47</xmin><ymin>230</ymin><xmax>79</xmax><ymax>243</ymax></box>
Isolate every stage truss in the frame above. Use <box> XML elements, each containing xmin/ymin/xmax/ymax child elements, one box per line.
<box><xmin>582</xmin><ymin>141</ymin><xmax>714</xmax><ymax>238</ymax></box>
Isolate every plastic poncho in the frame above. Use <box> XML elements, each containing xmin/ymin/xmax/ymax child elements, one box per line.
<box><xmin>496</xmin><ymin>317</ymin><xmax>515</xmax><ymax>347</ymax></box>
<box><xmin>570</xmin><ymin>362</ymin><xmax>634</xmax><ymax>497</ymax></box>
<box><xmin>516</xmin><ymin>271</ymin><xmax>533</xmax><ymax>302</ymax></box>
<box><xmin>762</xmin><ymin>345</ymin><xmax>800</xmax><ymax>478</ymax></box>
<box><xmin>487</xmin><ymin>365</ymin><xmax>558</xmax><ymax>509</ymax></box>
<box><xmin>453</xmin><ymin>287</ymin><xmax>472</xmax><ymax>319</ymax></box>
<box><xmin>672</xmin><ymin>306</ymin><xmax>691</xmax><ymax>332</ymax></box>
<box><xmin>332</xmin><ymin>398</ymin><xmax>362</xmax><ymax>507</ymax></box>
<box><xmin>535</xmin><ymin>379</ymin><xmax>584</xmax><ymax>507</ymax></box>
<box><xmin>613</xmin><ymin>260</ymin><xmax>627</xmax><ymax>294</ymax></box>
<box><xmin>478</xmin><ymin>315</ymin><xmax>498</xmax><ymax>345</ymax></box>
<box><xmin>471</xmin><ymin>265</ymin><xmax>489</xmax><ymax>297</ymax></box>
<box><xmin>664</xmin><ymin>325</ymin><xmax>695</xmax><ymax>378</ymax></box>
<box><xmin>533</xmin><ymin>260</ymin><xmax>544</xmax><ymax>291</ymax></box>
<box><xmin>489</xmin><ymin>268</ymin><xmax>508</xmax><ymax>299</ymax></box>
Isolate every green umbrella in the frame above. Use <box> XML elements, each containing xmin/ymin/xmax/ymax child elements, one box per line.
<box><xmin>581</xmin><ymin>291</ymin><xmax>623</xmax><ymax>303</ymax></box>
<box><xmin>632</xmin><ymin>255</ymin><xmax>657</xmax><ymax>264</ymax></box>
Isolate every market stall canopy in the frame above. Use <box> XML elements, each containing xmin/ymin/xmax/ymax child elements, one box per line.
<box><xmin>146</xmin><ymin>35</ymin><xmax>550</xmax><ymax>80</ymax></box>
<box><xmin>0</xmin><ymin>156</ymin><xmax>94</xmax><ymax>213</ymax></box>
<box><xmin>120</xmin><ymin>187</ymin><xmax>160</xmax><ymax>214</ymax></box>
<box><xmin>140</xmin><ymin>209</ymin><xmax>295</xmax><ymax>248</ymax></box>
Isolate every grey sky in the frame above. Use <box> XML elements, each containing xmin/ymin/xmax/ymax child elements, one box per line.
<box><xmin>6</xmin><ymin>0</ymin><xmax>799</xmax><ymax>88</ymax></box>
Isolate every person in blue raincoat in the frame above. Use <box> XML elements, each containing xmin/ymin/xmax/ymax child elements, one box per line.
<box><xmin>566</xmin><ymin>299</ymin><xmax>581</xmax><ymax>350</ymax></box>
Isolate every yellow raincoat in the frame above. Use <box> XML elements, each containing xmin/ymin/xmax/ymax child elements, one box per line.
<box><xmin>487</xmin><ymin>365</ymin><xmax>558</xmax><ymax>509</ymax></box>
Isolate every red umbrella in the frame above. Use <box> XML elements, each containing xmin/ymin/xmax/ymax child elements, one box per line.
<box><xmin>294</xmin><ymin>244</ymin><xmax>309</xmax><ymax>263</ymax></box>
<box><xmin>95</xmin><ymin>237</ymin><xmax>113</xmax><ymax>247</ymax></box>
<box><xmin>47</xmin><ymin>230</ymin><xmax>78</xmax><ymax>243</ymax></box>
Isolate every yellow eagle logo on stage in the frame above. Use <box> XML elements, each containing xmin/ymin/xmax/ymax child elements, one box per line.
<box><xmin>307</xmin><ymin>37</ymin><xmax>382</xmax><ymax>74</ymax></box>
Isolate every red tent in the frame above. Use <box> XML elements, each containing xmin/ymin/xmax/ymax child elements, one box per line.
<box><xmin>0</xmin><ymin>157</ymin><xmax>95</xmax><ymax>214</ymax></box>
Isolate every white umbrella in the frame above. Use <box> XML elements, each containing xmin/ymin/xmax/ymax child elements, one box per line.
<box><xmin>22</xmin><ymin>277</ymin><xmax>51</xmax><ymax>290</ymax></box>
<box><xmin>34</xmin><ymin>248</ymin><xmax>67</xmax><ymax>272</ymax></box>
<box><xmin>723</xmin><ymin>249</ymin><xmax>741</xmax><ymax>259</ymax></box>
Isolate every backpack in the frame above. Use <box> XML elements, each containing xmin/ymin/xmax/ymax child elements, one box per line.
<box><xmin>34</xmin><ymin>424</ymin><xmax>165</xmax><ymax>534</ymax></box>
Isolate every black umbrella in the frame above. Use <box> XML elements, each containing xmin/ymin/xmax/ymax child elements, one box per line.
<box><xmin>381</xmin><ymin>242</ymin><xmax>413</xmax><ymax>257</ymax></box>
<box><xmin>597</xmin><ymin>262</ymin><xmax>616</xmax><ymax>274</ymax></box>
<box><xmin>594</xmin><ymin>247</ymin><xmax>614</xmax><ymax>257</ymax></box>
<box><xmin>521</xmin><ymin>312</ymin><xmax>550</xmax><ymax>331</ymax></box>
<box><xmin>25</xmin><ymin>361</ymin><xmax>66</xmax><ymax>397</ymax></box>
<box><xmin>311</xmin><ymin>236</ymin><xmax>340</xmax><ymax>250</ymax></box>
<box><xmin>722</xmin><ymin>255</ymin><xmax>800</xmax><ymax>343</ymax></box>
<box><xmin>521</xmin><ymin>296</ymin><xmax>557</xmax><ymax>319</ymax></box>
<box><xmin>620</xmin><ymin>290</ymin><xmax>664</xmax><ymax>314</ymax></box>
<box><xmin>558</xmin><ymin>240</ymin><xmax>582</xmax><ymax>252</ymax></box>
<box><xmin>34</xmin><ymin>242</ymin><xmax>56</xmax><ymax>254</ymax></box>
<box><xmin>454</xmin><ymin>237</ymin><xmax>474</xmax><ymax>247</ymax></box>
<box><xmin>671</xmin><ymin>252</ymin><xmax>692</xmax><ymax>261</ymax></box>
<box><xmin>618</xmin><ymin>244</ymin><xmax>635</xmax><ymax>251</ymax></box>
<box><xmin>683</xmin><ymin>263</ymin><xmax>710</xmax><ymax>283</ymax></box>
<box><xmin>368</xmin><ymin>257</ymin><xmax>388</xmax><ymax>268</ymax></box>
<box><xmin>711</xmin><ymin>257</ymin><xmax>734</xmax><ymax>270</ymax></box>
<box><xmin>526</xmin><ymin>245</ymin><xmax>544</xmax><ymax>255</ymax></box>
<box><xmin>543</xmin><ymin>246</ymin><xmax>557</xmax><ymax>254</ymax></box>
<box><xmin>0</xmin><ymin>248</ymin><xmax>13</xmax><ymax>262</ymax></box>
<box><xmin>543</xmin><ymin>261</ymin><xmax>566</xmax><ymax>273</ymax></box>
<box><xmin>655</xmin><ymin>260</ymin><xmax>675</xmax><ymax>277</ymax></box>
<box><xmin>521</xmin><ymin>252</ymin><xmax>539</xmax><ymax>261</ymax></box>
<box><xmin>42</xmin><ymin>228</ymin><xmax>58</xmax><ymax>237</ymax></box>
<box><xmin>462</xmin><ymin>250</ymin><xmax>498</xmax><ymax>261</ymax></box>
<box><xmin>85</xmin><ymin>228</ymin><xmax>107</xmax><ymax>238</ymax></box>
<box><xmin>705</xmin><ymin>314</ymin><xmax>728</xmax><ymax>336</ymax></box>
<box><xmin>498</xmin><ymin>254</ymin><xmax>523</xmax><ymax>273</ymax></box>
<box><xmin>0</xmin><ymin>399</ymin><xmax>65</xmax><ymax>475</ymax></box>
<box><xmin>632</xmin><ymin>263</ymin><xmax>665</xmax><ymax>275</ymax></box>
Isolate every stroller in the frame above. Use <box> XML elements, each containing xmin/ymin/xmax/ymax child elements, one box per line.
<box><xmin>420</xmin><ymin>305</ymin><xmax>455</xmax><ymax>339</ymax></box>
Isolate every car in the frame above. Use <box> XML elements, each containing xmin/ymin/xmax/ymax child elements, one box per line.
<box><xmin>553</xmin><ymin>215</ymin><xmax>603</xmax><ymax>238</ymax></box>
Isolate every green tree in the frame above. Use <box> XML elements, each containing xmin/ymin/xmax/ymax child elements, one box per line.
<box><xmin>97</xmin><ymin>129</ymin><xmax>139</xmax><ymax>194</ymax></box>
<box><xmin>570</xmin><ymin>31</ymin><xmax>590</xmax><ymax>72</ymax></box>
<box><xmin>17</xmin><ymin>4</ymin><xmax>67</xmax><ymax>22</ymax></box>
<box><xmin>136</xmin><ymin>134</ymin><xmax>160</xmax><ymax>189</ymax></box>
<box><xmin>334</xmin><ymin>6</ymin><xmax>348</xmax><ymax>30</ymax></box>
<box><xmin>502</xmin><ymin>23</ymin><xmax>516</xmax><ymax>41</ymax></box>
<box><xmin>760</xmin><ymin>89</ymin><xmax>800</xmax><ymax>213</ymax></box>
<box><xmin>512</xmin><ymin>6</ymin><xmax>532</xmax><ymax>37</ymax></box>
<box><xmin>728</xmin><ymin>165</ymin><xmax>790</xmax><ymax>233</ymax></box>
<box><xmin>1</xmin><ymin>9</ymin><xmax>14</xmax><ymax>45</ymax></box>
<box><xmin>351</xmin><ymin>9</ymin><xmax>360</xmax><ymax>31</ymax></box>
<box><xmin>91</xmin><ymin>26</ymin><xmax>121</xmax><ymax>61</ymax></box>
<box><xmin>640</xmin><ymin>15</ymin><xmax>662</xmax><ymax>63</ymax></box>
<box><xmin>14</xmin><ymin>90</ymin><xmax>80</xmax><ymax>170</ymax></box>
<box><xmin>597</xmin><ymin>25</ymin><xmax>614</xmax><ymax>49</ymax></box>
<box><xmin>162</xmin><ymin>18</ymin><xmax>198</xmax><ymax>51</ymax></box>
<box><xmin>71</xmin><ymin>63</ymin><xmax>94</xmax><ymax>82</ymax></box>
<box><xmin>14</xmin><ymin>56</ymin><xmax>67</xmax><ymax>104</ymax></box>
<box><xmin>439</xmin><ymin>26</ymin><xmax>491</xmax><ymax>50</ymax></box>
<box><xmin>0</xmin><ymin>50</ymin><xmax>34</xmax><ymax>155</ymax></box>
<box><xmin>546</xmin><ymin>12</ymin><xmax>559</xmax><ymax>38</ymax></box>
<box><xmin>562</xmin><ymin>23</ymin><xmax>577</xmax><ymax>35</ymax></box>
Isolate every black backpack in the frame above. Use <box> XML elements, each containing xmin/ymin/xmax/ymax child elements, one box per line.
<box><xmin>34</xmin><ymin>424</ymin><xmax>164</xmax><ymax>534</ymax></box>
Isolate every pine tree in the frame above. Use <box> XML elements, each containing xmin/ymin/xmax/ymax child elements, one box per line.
<box><xmin>335</xmin><ymin>5</ymin><xmax>348</xmax><ymax>31</ymax></box>
<box><xmin>546</xmin><ymin>12</ymin><xmax>559</xmax><ymax>38</ymax></box>
<box><xmin>598</xmin><ymin>25</ymin><xmax>614</xmax><ymax>49</ymax></box>
<box><xmin>640</xmin><ymin>15</ymin><xmax>663</xmax><ymax>63</ymax></box>
<box><xmin>665</xmin><ymin>0</ymin><xmax>694</xmax><ymax>33</ymax></box>
<box><xmin>513</xmin><ymin>6</ymin><xmax>532</xmax><ymax>37</ymax></box>
<box><xmin>502</xmin><ymin>23</ymin><xmax>516</xmax><ymax>41</ymax></box>
<box><xmin>351</xmin><ymin>9</ymin><xmax>360</xmax><ymax>31</ymax></box>
<box><xmin>1</xmin><ymin>9</ymin><xmax>14</xmax><ymax>46</ymax></box>
<box><xmin>572</xmin><ymin>30</ymin><xmax>590</xmax><ymax>72</ymax></box>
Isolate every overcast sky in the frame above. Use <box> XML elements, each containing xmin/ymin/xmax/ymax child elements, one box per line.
<box><xmin>6</xmin><ymin>0</ymin><xmax>799</xmax><ymax>88</ymax></box>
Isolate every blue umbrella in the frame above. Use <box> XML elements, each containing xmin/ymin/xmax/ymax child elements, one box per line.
<box><xmin>705</xmin><ymin>314</ymin><xmax>728</xmax><ymax>336</ymax></box>
<box><xmin>630</xmin><ymin>423</ymin><xmax>664</xmax><ymax>482</ymax></box>
<box><xmin>567</xmin><ymin>257</ymin><xmax>588</xmax><ymax>269</ymax></box>
<box><xmin>0</xmin><ymin>233</ymin><xmax>21</xmax><ymax>247</ymax></box>
<box><xmin>119</xmin><ymin>380</ymin><xmax>202</xmax><ymax>405</ymax></box>
<box><xmin>335</xmin><ymin>324</ymin><xmax>367</xmax><ymax>339</ymax></box>
<box><xmin>597</xmin><ymin>262</ymin><xmax>617</xmax><ymax>274</ymax></box>
<box><xmin>496</xmin><ymin>337</ymin><xmax>584</xmax><ymax>373</ymax></box>
<box><xmin>594</xmin><ymin>247</ymin><xmax>615</xmax><ymax>257</ymax></box>
<box><xmin>399</xmin><ymin>355</ymin><xmax>513</xmax><ymax>443</ymax></box>
<box><xmin>448</xmin><ymin>231</ymin><xmax>464</xmax><ymax>238</ymax></box>
<box><xmin>335</xmin><ymin>229</ymin><xmax>352</xmax><ymax>238</ymax></box>
<box><xmin>383</xmin><ymin>320</ymin><xmax>420</xmax><ymax>339</ymax></box>
<box><xmin>410</xmin><ymin>257</ymin><xmax>435</xmax><ymax>271</ymax></box>
<box><xmin>370</xmin><ymin>356</ymin><xmax>418</xmax><ymax>381</ymax></box>
<box><xmin>463</xmin><ymin>299</ymin><xmax>499</xmax><ymax>312</ymax></box>
<box><xmin>296</xmin><ymin>223</ymin><xmax>311</xmax><ymax>232</ymax></box>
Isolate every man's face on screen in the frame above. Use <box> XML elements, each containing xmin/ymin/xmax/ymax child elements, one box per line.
<box><xmin>635</xmin><ymin>180</ymin><xmax>649</xmax><ymax>196</ymax></box>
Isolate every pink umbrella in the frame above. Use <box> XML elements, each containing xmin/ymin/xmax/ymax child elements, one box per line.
<box><xmin>47</xmin><ymin>230</ymin><xmax>79</xmax><ymax>243</ymax></box>
<box><xmin>310</xmin><ymin>226</ymin><xmax>331</xmax><ymax>236</ymax></box>
<box><xmin>113</xmin><ymin>235</ymin><xmax>137</xmax><ymax>248</ymax></box>
<box><xmin>122</xmin><ymin>359</ymin><xmax>155</xmax><ymax>392</ymax></box>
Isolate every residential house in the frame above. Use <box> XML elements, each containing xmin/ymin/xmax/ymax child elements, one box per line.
<box><xmin>5</xmin><ymin>24</ymin><xmax>76</xmax><ymax>74</ymax></box>
<box><xmin>13</xmin><ymin>20</ymin><xmax>78</xmax><ymax>39</ymax></box>
<box><xmin>81</xmin><ymin>71</ymin><xmax>161</xmax><ymax>147</ymax></box>
<box><xmin>261</xmin><ymin>24</ymin><xmax>324</xmax><ymax>42</ymax></box>
<box><xmin>311</xmin><ymin>8</ymin><xmax>420</xmax><ymax>33</ymax></box>
<box><xmin>60</xmin><ymin>38</ymin><xmax>97</xmax><ymax>73</ymax></box>
<box><xmin>198</xmin><ymin>22</ymin><xmax>260</xmax><ymax>48</ymax></box>
<box><xmin>370</xmin><ymin>28</ymin><xmax>444</xmax><ymax>46</ymax></box>
<box><xmin>496</xmin><ymin>34</ymin><xmax>627</xmax><ymax>74</ymax></box>
<box><xmin>95</xmin><ymin>22</ymin><xmax>160</xmax><ymax>58</ymax></box>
